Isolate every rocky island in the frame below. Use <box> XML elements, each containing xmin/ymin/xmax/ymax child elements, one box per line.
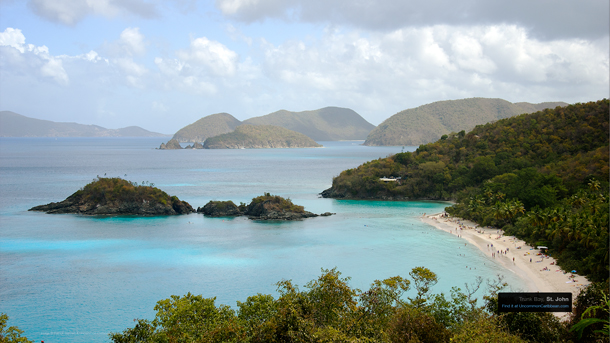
<box><xmin>203</xmin><ymin>125</ymin><xmax>322</xmax><ymax>149</ymax></box>
<box><xmin>29</xmin><ymin>177</ymin><xmax>194</xmax><ymax>215</ymax></box>
<box><xmin>197</xmin><ymin>193</ymin><xmax>333</xmax><ymax>220</ymax></box>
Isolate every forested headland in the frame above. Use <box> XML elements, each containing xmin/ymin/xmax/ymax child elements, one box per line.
<box><xmin>322</xmin><ymin>100</ymin><xmax>609</xmax><ymax>283</ymax></box>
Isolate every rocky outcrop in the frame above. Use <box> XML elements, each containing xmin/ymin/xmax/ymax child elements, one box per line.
<box><xmin>184</xmin><ymin>142</ymin><xmax>204</xmax><ymax>149</ymax></box>
<box><xmin>243</xmin><ymin>199</ymin><xmax>318</xmax><ymax>220</ymax></box>
<box><xmin>158</xmin><ymin>139</ymin><xmax>183</xmax><ymax>149</ymax></box>
<box><xmin>198</xmin><ymin>195</ymin><xmax>334</xmax><ymax>220</ymax></box>
<box><xmin>197</xmin><ymin>201</ymin><xmax>243</xmax><ymax>217</ymax></box>
<box><xmin>29</xmin><ymin>178</ymin><xmax>194</xmax><ymax>216</ymax></box>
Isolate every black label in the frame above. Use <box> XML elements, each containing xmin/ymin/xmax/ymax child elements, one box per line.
<box><xmin>498</xmin><ymin>292</ymin><xmax>572</xmax><ymax>312</ymax></box>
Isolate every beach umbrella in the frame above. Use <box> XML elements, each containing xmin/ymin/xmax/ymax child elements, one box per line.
<box><xmin>571</xmin><ymin>270</ymin><xmax>577</xmax><ymax>273</ymax></box>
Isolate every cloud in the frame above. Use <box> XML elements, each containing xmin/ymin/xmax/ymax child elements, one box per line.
<box><xmin>176</xmin><ymin>37</ymin><xmax>239</xmax><ymax>76</ymax></box>
<box><xmin>0</xmin><ymin>27</ymin><xmax>69</xmax><ymax>85</ymax></box>
<box><xmin>114</xmin><ymin>57</ymin><xmax>148</xmax><ymax>87</ymax></box>
<box><xmin>28</xmin><ymin>0</ymin><xmax>159</xmax><ymax>25</ymax></box>
<box><xmin>215</xmin><ymin>0</ymin><xmax>609</xmax><ymax>40</ymax></box>
<box><xmin>104</xmin><ymin>27</ymin><xmax>147</xmax><ymax>57</ymax></box>
<box><xmin>257</xmin><ymin>24</ymin><xmax>608</xmax><ymax>121</ymax></box>
<box><xmin>0</xmin><ymin>27</ymin><xmax>26</xmax><ymax>52</ymax></box>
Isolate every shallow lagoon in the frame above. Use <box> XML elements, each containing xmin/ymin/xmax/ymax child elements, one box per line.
<box><xmin>0</xmin><ymin>138</ymin><xmax>527</xmax><ymax>342</ymax></box>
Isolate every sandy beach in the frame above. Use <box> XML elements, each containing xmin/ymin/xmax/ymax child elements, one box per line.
<box><xmin>421</xmin><ymin>213</ymin><xmax>590</xmax><ymax>318</ymax></box>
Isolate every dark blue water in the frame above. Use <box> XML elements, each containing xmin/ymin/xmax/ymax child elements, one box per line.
<box><xmin>0</xmin><ymin>138</ymin><xmax>526</xmax><ymax>342</ymax></box>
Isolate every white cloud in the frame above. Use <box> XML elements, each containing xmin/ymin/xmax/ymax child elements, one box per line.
<box><xmin>40</xmin><ymin>57</ymin><xmax>69</xmax><ymax>85</ymax></box>
<box><xmin>0</xmin><ymin>27</ymin><xmax>69</xmax><ymax>85</ymax></box>
<box><xmin>255</xmin><ymin>24</ymin><xmax>608</xmax><ymax>122</ymax></box>
<box><xmin>103</xmin><ymin>27</ymin><xmax>147</xmax><ymax>57</ymax></box>
<box><xmin>119</xmin><ymin>27</ymin><xmax>146</xmax><ymax>56</ymax></box>
<box><xmin>114</xmin><ymin>57</ymin><xmax>148</xmax><ymax>87</ymax></box>
<box><xmin>176</xmin><ymin>37</ymin><xmax>238</xmax><ymax>76</ymax></box>
<box><xmin>215</xmin><ymin>0</ymin><xmax>609</xmax><ymax>40</ymax></box>
<box><xmin>0</xmin><ymin>27</ymin><xmax>27</xmax><ymax>52</ymax></box>
<box><xmin>28</xmin><ymin>0</ymin><xmax>158</xmax><ymax>25</ymax></box>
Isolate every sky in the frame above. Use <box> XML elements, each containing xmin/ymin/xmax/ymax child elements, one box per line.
<box><xmin>0</xmin><ymin>0</ymin><xmax>608</xmax><ymax>134</ymax></box>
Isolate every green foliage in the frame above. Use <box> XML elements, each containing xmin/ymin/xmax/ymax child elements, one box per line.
<box><xmin>408</xmin><ymin>267</ymin><xmax>438</xmax><ymax>308</ymax></box>
<box><xmin>570</xmin><ymin>293</ymin><xmax>609</xmax><ymax>341</ymax></box>
<box><xmin>450</xmin><ymin>316</ymin><xmax>527</xmax><ymax>343</ymax></box>
<box><xmin>0</xmin><ymin>314</ymin><xmax>33</xmax><ymax>343</ymax></box>
<box><xmin>386</xmin><ymin>307</ymin><xmax>452</xmax><ymax>343</ymax></box>
<box><xmin>113</xmin><ymin>267</ymin><xmax>580</xmax><ymax>343</ymax></box>
<box><xmin>329</xmin><ymin>100</ymin><xmax>609</xmax><ymax>282</ymax></box>
<box><xmin>250</xmin><ymin>193</ymin><xmax>305</xmax><ymax>213</ymax></box>
<box><xmin>209</xmin><ymin>200</ymin><xmax>237</xmax><ymax>211</ymax></box>
<box><xmin>77</xmin><ymin>177</ymin><xmax>187</xmax><ymax>210</ymax></box>
<box><xmin>364</xmin><ymin>98</ymin><xmax>567</xmax><ymax>146</ymax></box>
<box><xmin>569</xmin><ymin>282</ymin><xmax>610</xmax><ymax>342</ymax></box>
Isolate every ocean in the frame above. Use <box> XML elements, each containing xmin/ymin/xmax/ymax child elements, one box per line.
<box><xmin>0</xmin><ymin>138</ymin><xmax>527</xmax><ymax>342</ymax></box>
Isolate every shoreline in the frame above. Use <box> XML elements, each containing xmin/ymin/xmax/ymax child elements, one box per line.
<box><xmin>421</xmin><ymin>213</ymin><xmax>590</xmax><ymax>318</ymax></box>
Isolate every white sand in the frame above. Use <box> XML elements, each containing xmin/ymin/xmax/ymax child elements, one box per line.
<box><xmin>421</xmin><ymin>213</ymin><xmax>590</xmax><ymax>319</ymax></box>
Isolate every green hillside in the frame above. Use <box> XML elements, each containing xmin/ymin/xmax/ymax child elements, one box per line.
<box><xmin>203</xmin><ymin>124</ymin><xmax>322</xmax><ymax>149</ymax></box>
<box><xmin>363</xmin><ymin>98</ymin><xmax>567</xmax><ymax>146</ymax></box>
<box><xmin>172</xmin><ymin>112</ymin><xmax>242</xmax><ymax>142</ymax></box>
<box><xmin>243</xmin><ymin>106</ymin><xmax>375</xmax><ymax>141</ymax></box>
<box><xmin>323</xmin><ymin>100</ymin><xmax>609</xmax><ymax>282</ymax></box>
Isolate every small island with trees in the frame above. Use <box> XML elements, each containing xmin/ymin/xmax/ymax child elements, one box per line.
<box><xmin>29</xmin><ymin>177</ymin><xmax>194</xmax><ymax>215</ymax></box>
<box><xmin>198</xmin><ymin>193</ymin><xmax>334</xmax><ymax>220</ymax></box>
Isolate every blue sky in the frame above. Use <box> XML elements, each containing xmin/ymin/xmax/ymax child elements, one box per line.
<box><xmin>1</xmin><ymin>0</ymin><xmax>608</xmax><ymax>134</ymax></box>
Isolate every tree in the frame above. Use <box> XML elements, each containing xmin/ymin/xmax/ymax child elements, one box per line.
<box><xmin>409</xmin><ymin>267</ymin><xmax>438</xmax><ymax>308</ymax></box>
<box><xmin>0</xmin><ymin>314</ymin><xmax>33</xmax><ymax>343</ymax></box>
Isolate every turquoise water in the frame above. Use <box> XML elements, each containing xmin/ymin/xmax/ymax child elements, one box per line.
<box><xmin>0</xmin><ymin>138</ymin><xmax>527</xmax><ymax>342</ymax></box>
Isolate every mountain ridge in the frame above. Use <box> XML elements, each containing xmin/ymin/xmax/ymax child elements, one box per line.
<box><xmin>0</xmin><ymin>111</ymin><xmax>168</xmax><ymax>137</ymax></box>
<box><xmin>363</xmin><ymin>98</ymin><xmax>568</xmax><ymax>146</ymax></box>
<box><xmin>243</xmin><ymin>106</ymin><xmax>375</xmax><ymax>141</ymax></box>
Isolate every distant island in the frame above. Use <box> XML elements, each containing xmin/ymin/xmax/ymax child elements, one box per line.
<box><xmin>198</xmin><ymin>193</ymin><xmax>333</xmax><ymax>220</ymax></box>
<box><xmin>0</xmin><ymin>111</ymin><xmax>168</xmax><ymax>138</ymax></box>
<box><xmin>159</xmin><ymin>125</ymin><xmax>321</xmax><ymax>149</ymax></box>
<box><xmin>202</xmin><ymin>125</ymin><xmax>322</xmax><ymax>149</ymax></box>
<box><xmin>168</xmin><ymin>106</ymin><xmax>375</xmax><ymax>144</ymax></box>
<box><xmin>363</xmin><ymin>98</ymin><xmax>567</xmax><ymax>146</ymax></box>
<box><xmin>242</xmin><ymin>107</ymin><xmax>375</xmax><ymax>141</ymax></box>
<box><xmin>173</xmin><ymin>112</ymin><xmax>242</xmax><ymax>143</ymax></box>
<box><xmin>29</xmin><ymin>177</ymin><xmax>194</xmax><ymax>215</ymax></box>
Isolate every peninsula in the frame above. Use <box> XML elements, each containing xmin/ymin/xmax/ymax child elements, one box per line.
<box><xmin>198</xmin><ymin>193</ymin><xmax>333</xmax><ymax>220</ymax></box>
<box><xmin>29</xmin><ymin>177</ymin><xmax>194</xmax><ymax>215</ymax></box>
<box><xmin>322</xmin><ymin>100</ymin><xmax>609</xmax><ymax>284</ymax></box>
